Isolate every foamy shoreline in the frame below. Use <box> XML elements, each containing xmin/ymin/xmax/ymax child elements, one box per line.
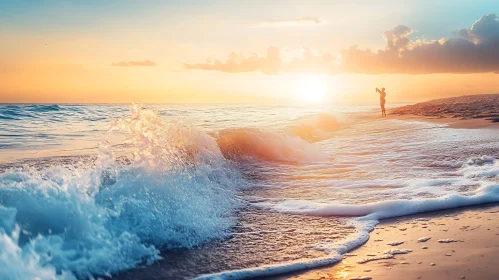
<box><xmin>189</xmin><ymin>96</ymin><xmax>499</xmax><ymax>280</ymax></box>
<box><xmin>284</xmin><ymin>203</ymin><xmax>499</xmax><ymax>280</ymax></box>
<box><xmin>190</xmin><ymin>154</ymin><xmax>499</xmax><ymax>280</ymax></box>
<box><xmin>264</xmin><ymin>96</ymin><xmax>499</xmax><ymax>280</ymax></box>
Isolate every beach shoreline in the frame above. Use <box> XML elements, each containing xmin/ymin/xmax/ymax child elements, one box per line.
<box><xmin>389</xmin><ymin>114</ymin><xmax>499</xmax><ymax>129</ymax></box>
<box><xmin>389</xmin><ymin>94</ymin><xmax>499</xmax><ymax>129</ymax></box>
<box><xmin>267</xmin><ymin>106</ymin><xmax>499</xmax><ymax>280</ymax></box>
<box><xmin>276</xmin><ymin>202</ymin><xmax>499</xmax><ymax>280</ymax></box>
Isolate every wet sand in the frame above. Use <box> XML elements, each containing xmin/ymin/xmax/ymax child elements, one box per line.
<box><xmin>390</xmin><ymin>114</ymin><xmax>499</xmax><ymax>129</ymax></box>
<box><xmin>278</xmin><ymin>203</ymin><xmax>499</xmax><ymax>280</ymax></box>
<box><xmin>114</xmin><ymin>207</ymin><xmax>353</xmax><ymax>280</ymax></box>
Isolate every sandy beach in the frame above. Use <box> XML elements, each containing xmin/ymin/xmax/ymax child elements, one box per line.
<box><xmin>280</xmin><ymin>203</ymin><xmax>499</xmax><ymax>280</ymax></box>
<box><xmin>391</xmin><ymin>94</ymin><xmax>499</xmax><ymax>128</ymax></box>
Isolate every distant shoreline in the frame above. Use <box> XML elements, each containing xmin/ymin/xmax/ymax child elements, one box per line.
<box><xmin>390</xmin><ymin>94</ymin><xmax>499</xmax><ymax>126</ymax></box>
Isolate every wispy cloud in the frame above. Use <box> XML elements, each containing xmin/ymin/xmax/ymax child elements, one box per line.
<box><xmin>185</xmin><ymin>47</ymin><xmax>336</xmax><ymax>74</ymax></box>
<box><xmin>187</xmin><ymin>14</ymin><xmax>499</xmax><ymax>75</ymax></box>
<box><xmin>111</xmin><ymin>60</ymin><xmax>157</xmax><ymax>67</ymax></box>
<box><xmin>252</xmin><ymin>16</ymin><xmax>327</xmax><ymax>28</ymax></box>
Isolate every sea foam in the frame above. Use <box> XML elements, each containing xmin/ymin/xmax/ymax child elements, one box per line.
<box><xmin>197</xmin><ymin>156</ymin><xmax>499</xmax><ymax>279</ymax></box>
<box><xmin>0</xmin><ymin>105</ymin><xmax>243</xmax><ymax>279</ymax></box>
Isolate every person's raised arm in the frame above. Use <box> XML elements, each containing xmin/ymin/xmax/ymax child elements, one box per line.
<box><xmin>376</xmin><ymin>88</ymin><xmax>381</xmax><ymax>93</ymax></box>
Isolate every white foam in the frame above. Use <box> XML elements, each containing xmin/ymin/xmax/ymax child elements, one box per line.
<box><xmin>384</xmin><ymin>248</ymin><xmax>412</xmax><ymax>255</ymax></box>
<box><xmin>458</xmin><ymin>156</ymin><xmax>499</xmax><ymax>178</ymax></box>
<box><xmin>0</xmin><ymin>105</ymin><xmax>243</xmax><ymax>279</ymax></box>
<box><xmin>195</xmin><ymin>255</ymin><xmax>343</xmax><ymax>280</ymax></box>
<box><xmin>418</xmin><ymin>237</ymin><xmax>431</xmax><ymax>242</ymax></box>
<box><xmin>254</xmin><ymin>182</ymin><xmax>499</xmax><ymax>219</ymax></box>
<box><xmin>438</xmin><ymin>239</ymin><xmax>458</xmax><ymax>243</ymax></box>
<box><xmin>225</xmin><ymin>158</ymin><xmax>499</xmax><ymax>279</ymax></box>
<box><xmin>387</xmin><ymin>241</ymin><xmax>405</xmax><ymax>246</ymax></box>
<box><xmin>357</xmin><ymin>254</ymin><xmax>394</xmax><ymax>264</ymax></box>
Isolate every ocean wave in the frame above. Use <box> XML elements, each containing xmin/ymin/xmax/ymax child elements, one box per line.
<box><xmin>0</xmin><ymin>104</ymin><xmax>91</xmax><ymax>121</ymax></box>
<box><xmin>216</xmin><ymin>128</ymin><xmax>328</xmax><ymax>163</ymax></box>
<box><xmin>289</xmin><ymin>113</ymin><xmax>344</xmax><ymax>142</ymax></box>
<box><xmin>0</xmin><ymin>106</ymin><xmax>33</xmax><ymax>120</ymax></box>
<box><xmin>0</xmin><ymin>104</ymin><xmax>62</xmax><ymax>121</ymax></box>
<box><xmin>25</xmin><ymin>104</ymin><xmax>62</xmax><ymax>112</ymax></box>
<box><xmin>0</xmin><ymin>105</ymin><xmax>243</xmax><ymax>279</ymax></box>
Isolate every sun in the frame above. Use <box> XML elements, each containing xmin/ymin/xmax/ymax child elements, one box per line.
<box><xmin>293</xmin><ymin>74</ymin><xmax>329</xmax><ymax>103</ymax></box>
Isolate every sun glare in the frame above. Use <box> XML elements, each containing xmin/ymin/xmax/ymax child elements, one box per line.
<box><xmin>293</xmin><ymin>74</ymin><xmax>329</xmax><ymax>103</ymax></box>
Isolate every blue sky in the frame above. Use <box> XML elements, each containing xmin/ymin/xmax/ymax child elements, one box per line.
<box><xmin>2</xmin><ymin>0</ymin><xmax>497</xmax><ymax>50</ymax></box>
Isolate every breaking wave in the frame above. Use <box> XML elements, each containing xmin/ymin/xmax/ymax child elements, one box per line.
<box><xmin>289</xmin><ymin>113</ymin><xmax>343</xmax><ymax>142</ymax></box>
<box><xmin>216</xmin><ymin>128</ymin><xmax>328</xmax><ymax>163</ymax></box>
<box><xmin>0</xmin><ymin>105</ymin><xmax>243</xmax><ymax>279</ymax></box>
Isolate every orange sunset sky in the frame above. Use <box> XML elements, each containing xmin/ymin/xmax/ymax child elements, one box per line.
<box><xmin>1</xmin><ymin>1</ymin><xmax>499</xmax><ymax>104</ymax></box>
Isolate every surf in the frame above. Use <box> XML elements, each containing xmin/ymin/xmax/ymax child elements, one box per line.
<box><xmin>0</xmin><ymin>105</ymin><xmax>244</xmax><ymax>279</ymax></box>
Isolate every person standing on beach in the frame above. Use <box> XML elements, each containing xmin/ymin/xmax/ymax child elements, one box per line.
<box><xmin>376</xmin><ymin>87</ymin><xmax>387</xmax><ymax>117</ymax></box>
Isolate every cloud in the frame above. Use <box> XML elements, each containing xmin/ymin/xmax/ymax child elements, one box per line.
<box><xmin>252</xmin><ymin>17</ymin><xmax>327</xmax><ymax>28</ymax></box>
<box><xmin>185</xmin><ymin>47</ymin><xmax>336</xmax><ymax>74</ymax></box>
<box><xmin>340</xmin><ymin>14</ymin><xmax>499</xmax><ymax>74</ymax></box>
<box><xmin>186</xmin><ymin>14</ymin><xmax>499</xmax><ymax>75</ymax></box>
<box><xmin>111</xmin><ymin>60</ymin><xmax>157</xmax><ymax>67</ymax></box>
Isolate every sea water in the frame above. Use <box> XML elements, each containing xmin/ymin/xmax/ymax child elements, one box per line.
<box><xmin>0</xmin><ymin>103</ymin><xmax>498</xmax><ymax>279</ymax></box>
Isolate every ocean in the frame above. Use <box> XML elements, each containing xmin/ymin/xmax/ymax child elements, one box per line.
<box><xmin>0</xmin><ymin>103</ymin><xmax>498</xmax><ymax>279</ymax></box>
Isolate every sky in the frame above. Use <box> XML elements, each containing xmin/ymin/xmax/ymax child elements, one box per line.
<box><xmin>0</xmin><ymin>0</ymin><xmax>498</xmax><ymax>104</ymax></box>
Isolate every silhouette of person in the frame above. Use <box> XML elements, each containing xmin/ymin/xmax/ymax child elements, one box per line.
<box><xmin>376</xmin><ymin>87</ymin><xmax>387</xmax><ymax>117</ymax></box>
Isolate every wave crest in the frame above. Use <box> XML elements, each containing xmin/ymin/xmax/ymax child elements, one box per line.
<box><xmin>0</xmin><ymin>105</ymin><xmax>242</xmax><ymax>279</ymax></box>
<box><xmin>289</xmin><ymin>113</ymin><xmax>342</xmax><ymax>142</ymax></box>
<box><xmin>216</xmin><ymin>128</ymin><xmax>327</xmax><ymax>163</ymax></box>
